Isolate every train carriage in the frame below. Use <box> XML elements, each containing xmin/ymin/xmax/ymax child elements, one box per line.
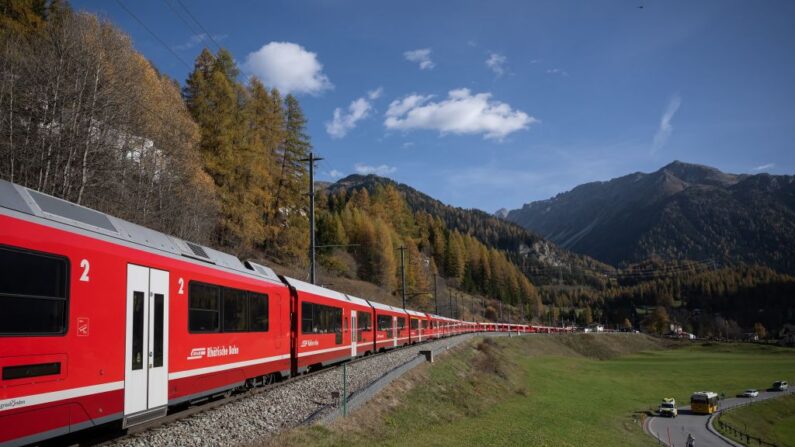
<box><xmin>370</xmin><ymin>302</ymin><xmax>407</xmax><ymax>351</ymax></box>
<box><xmin>286</xmin><ymin>278</ymin><xmax>356</xmax><ymax>373</ymax></box>
<box><xmin>0</xmin><ymin>180</ymin><xmax>292</xmax><ymax>446</ymax></box>
<box><xmin>344</xmin><ymin>294</ymin><xmax>376</xmax><ymax>357</ymax></box>
<box><xmin>405</xmin><ymin>309</ymin><xmax>428</xmax><ymax>344</ymax></box>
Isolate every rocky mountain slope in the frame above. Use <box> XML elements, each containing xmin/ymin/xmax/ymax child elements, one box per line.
<box><xmin>504</xmin><ymin>161</ymin><xmax>795</xmax><ymax>273</ymax></box>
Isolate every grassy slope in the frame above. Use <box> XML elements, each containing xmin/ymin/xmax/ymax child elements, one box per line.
<box><xmin>718</xmin><ymin>394</ymin><xmax>795</xmax><ymax>447</ymax></box>
<box><xmin>263</xmin><ymin>335</ymin><xmax>795</xmax><ymax>447</ymax></box>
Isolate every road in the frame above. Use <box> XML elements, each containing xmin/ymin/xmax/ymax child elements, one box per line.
<box><xmin>646</xmin><ymin>389</ymin><xmax>793</xmax><ymax>447</ymax></box>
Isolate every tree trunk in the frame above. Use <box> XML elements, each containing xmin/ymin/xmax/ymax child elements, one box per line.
<box><xmin>77</xmin><ymin>60</ymin><xmax>100</xmax><ymax>205</ymax></box>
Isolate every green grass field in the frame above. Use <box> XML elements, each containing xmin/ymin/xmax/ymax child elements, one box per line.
<box><xmin>718</xmin><ymin>394</ymin><xmax>795</xmax><ymax>447</ymax></box>
<box><xmin>265</xmin><ymin>335</ymin><xmax>795</xmax><ymax>447</ymax></box>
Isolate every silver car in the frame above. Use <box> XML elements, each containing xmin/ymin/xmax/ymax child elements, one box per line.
<box><xmin>741</xmin><ymin>389</ymin><xmax>759</xmax><ymax>397</ymax></box>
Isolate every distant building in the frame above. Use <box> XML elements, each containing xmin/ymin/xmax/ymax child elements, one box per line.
<box><xmin>587</xmin><ymin>323</ymin><xmax>604</xmax><ymax>333</ymax></box>
<box><xmin>744</xmin><ymin>333</ymin><xmax>759</xmax><ymax>342</ymax></box>
<box><xmin>779</xmin><ymin>324</ymin><xmax>795</xmax><ymax>347</ymax></box>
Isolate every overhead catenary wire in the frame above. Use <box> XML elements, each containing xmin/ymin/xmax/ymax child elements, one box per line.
<box><xmin>161</xmin><ymin>0</ymin><xmax>203</xmax><ymax>37</ymax></box>
<box><xmin>175</xmin><ymin>0</ymin><xmax>223</xmax><ymax>52</ymax></box>
<box><xmin>115</xmin><ymin>0</ymin><xmax>192</xmax><ymax>69</ymax></box>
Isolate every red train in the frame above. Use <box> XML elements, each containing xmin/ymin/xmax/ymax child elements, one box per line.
<box><xmin>0</xmin><ymin>180</ymin><xmax>541</xmax><ymax>446</ymax></box>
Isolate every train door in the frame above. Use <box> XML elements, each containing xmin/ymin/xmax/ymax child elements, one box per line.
<box><xmin>350</xmin><ymin>310</ymin><xmax>357</xmax><ymax>357</ymax></box>
<box><xmin>392</xmin><ymin>316</ymin><xmax>398</xmax><ymax>347</ymax></box>
<box><xmin>124</xmin><ymin>265</ymin><xmax>169</xmax><ymax>425</ymax></box>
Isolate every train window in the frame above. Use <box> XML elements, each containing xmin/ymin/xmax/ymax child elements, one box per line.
<box><xmin>377</xmin><ymin>315</ymin><xmax>392</xmax><ymax>331</ymax></box>
<box><xmin>301</xmin><ymin>302</ymin><xmax>342</xmax><ymax>334</ymax></box>
<box><xmin>410</xmin><ymin>319</ymin><xmax>419</xmax><ymax>330</ymax></box>
<box><xmin>397</xmin><ymin>317</ymin><xmax>406</xmax><ymax>330</ymax></box>
<box><xmin>190</xmin><ymin>282</ymin><xmax>270</xmax><ymax>334</ymax></box>
<box><xmin>132</xmin><ymin>291</ymin><xmax>144</xmax><ymax>370</ymax></box>
<box><xmin>222</xmin><ymin>288</ymin><xmax>248</xmax><ymax>332</ymax></box>
<box><xmin>189</xmin><ymin>282</ymin><xmax>220</xmax><ymax>332</ymax></box>
<box><xmin>153</xmin><ymin>293</ymin><xmax>164</xmax><ymax>368</ymax></box>
<box><xmin>0</xmin><ymin>245</ymin><xmax>69</xmax><ymax>336</ymax></box>
<box><xmin>249</xmin><ymin>293</ymin><xmax>269</xmax><ymax>332</ymax></box>
<box><xmin>357</xmin><ymin>311</ymin><xmax>372</xmax><ymax>331</ymax></box>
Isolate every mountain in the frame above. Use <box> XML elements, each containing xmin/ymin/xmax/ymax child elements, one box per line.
<box><xmin>329</xmin><ymin>174</ymin><xmax>613</xmax><ymax>286</ymax></box>
<box><xmin>504</xmin><ymin>161</ymin><xmax>795</xmax><ymax>273</ymax></box>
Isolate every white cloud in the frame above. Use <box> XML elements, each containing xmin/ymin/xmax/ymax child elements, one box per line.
<box><xmin>546</xmin><ymin>68</ymin><xmax>568</xmax><ymax>76</ymax></box>
<box><xmin>174</xmin><ymin>33</ymin><xmax>228</xmax><ymax>51</ymax></box>
<box><xmin>326</xmin><ymin>98</ymin><xmax>372</xmax><ymax>138</ymax></box>
<box><xmin>384</xmin><ymin>88</ymin><xmax>537</xmax><ymax>140</ymax></box>
<box><xmin>368</xmin><ymin>87</ymin><xmax>383</xmax><ymax>100</ymax></box>
<box><xmin>354</xmin><ymin>163</ymin><xmax>397</xmax><ymax>176</ymax></box>
<box><xmin>325</xmin><ymin>87</ymin><xmax>383</xmax><ymax>138</ymax></box>
<box><xmin>243</xmin><ymin>42</ymin><xmax>332</xmax><ymax>95</ymax></box>
<box><xmin>751</xmin><ymin>163</ymin><xmax>775</xmax><ymax>172</ymax></box>
<box><xmin>651</xmin><ymin>95</ymin><xmax>682</xmax><ymax>153</ymax></box>
<box><xmin>486</xmin><ymin>52</ymin><xmax>507</xmax><ymax>76</ymax></box>
<box><xmin>328</xmin><ymin>169</ymin><xmax>344</xmax><ymax>178</ymax></box>
<box><xmin>404</xmin><ymin>48</ymin><xmax>435</xmax><ymax>70</ymax></box>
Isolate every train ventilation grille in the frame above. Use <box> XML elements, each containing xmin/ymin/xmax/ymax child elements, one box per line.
<box><xmin>186</xmin><ymin>242</ymin><xmax>209</xmax><ymax>259</ymax></box>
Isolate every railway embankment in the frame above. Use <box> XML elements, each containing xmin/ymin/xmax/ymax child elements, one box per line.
<box><xmin>105</xmin><ymin>335</ymin><xmax>482</xmax><ymax>447</ymax></box>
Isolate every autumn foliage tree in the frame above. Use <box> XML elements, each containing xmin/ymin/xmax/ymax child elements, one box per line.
<box><xmin>0</xmin><ymin>3</ymin><xmax>217</xmax><ymax>243</ymax></box>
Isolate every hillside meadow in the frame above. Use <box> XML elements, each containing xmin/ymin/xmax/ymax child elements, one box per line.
<box><xmin>264</xmin><ymin>334</ymin><xmax>795</xmax><ymax>447</ymax></box>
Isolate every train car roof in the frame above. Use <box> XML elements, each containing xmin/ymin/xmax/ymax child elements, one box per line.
<box><xmin>344</xmin><ymin>294</ymin><xmax>372</xmax><ymax>308</ymax></box>
<box><xmin>404</xmin><ymin>309</ymin><xmax>425</xmax><ymax>317</ymax></box>
<box><xmin>283</xmin><ymin>276</ymin><xmax>351</xmax><ymax>304</ymax></box>
<box><xmin>0</xmin><ymin>179</ymin><xmax>284</xmax><ymax>285</ymax></box>
<box><xmin>369</xmin><ymin>301</ymin><xmax>408</xmax><ymax>314</ymax></box>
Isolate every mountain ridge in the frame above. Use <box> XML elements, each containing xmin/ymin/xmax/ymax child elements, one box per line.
<box><xmin>504</xmin><ymin>161</ymin><xmax>795</xmax><ymax>273</ymax></box>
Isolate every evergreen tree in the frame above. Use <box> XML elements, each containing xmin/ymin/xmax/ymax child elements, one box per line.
<box><xmin>265</xmin><ymin>94</ymin><xmax>310</xmax><ymax>261</ymax></box>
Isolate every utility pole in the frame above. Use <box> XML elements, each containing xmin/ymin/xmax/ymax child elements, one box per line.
<box><xmin>300</xmin><ymin>152</ymin><xmax>324</xmax><ymax>284</ymax></box>
<box><xmin>433</xmin><ymin>274</ymin><xmax>438</xmax><ymax>315</ymax></box>
<box><xmin>448</xmin><ymin>288</ymin><xmax>452</xmax><ymax>318</ymax></box>
<box><xmin>399</xmin><ymin>246</ymin><xmax>407</xmax><ymax>309</ymax></box>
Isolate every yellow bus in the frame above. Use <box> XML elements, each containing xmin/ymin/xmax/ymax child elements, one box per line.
<box><xmin>690</xmin><ymin>391</ymin><xmax>719</xmax><ymax>414</ymax></box>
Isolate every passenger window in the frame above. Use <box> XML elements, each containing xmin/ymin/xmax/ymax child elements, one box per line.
<box><xmin>249</xmin><ymin>293</ymin><xmax>269</xmax><ymax>332</ymax></box>
<box><xmin>188</xmin><ymin>282</ymin><xmax>220</xmax><ymax>332</ymax></box>
<box><xmin>300</xmin><ymin>302</ymin><xmax>342</xmax><ymax>334</ymax></box>
<box><xmin>222</xmin><ymin>287</ymin><xmax>248</xmax><ymax>332</ymax></box>
<box><xmin>0</xmin><ymin>245</ymin><xmax>69</xmax><ymax>336</ymax></box>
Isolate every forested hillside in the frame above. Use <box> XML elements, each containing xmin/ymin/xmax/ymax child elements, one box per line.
<box><xmin>0</xmin><ymin>2</ymin><xmax>311</xmax><ymax>259</ymax></box>
<box><xmin>315</xmin><ymin>182</ymin><xmax>542</xmax><ymax>317</ymax></box>
<box><xmin>0</xmin><ymin>1</ymin><xmax>217</xmax><ymax>243</ymax></box>
<box><xmin>331</xmin><ymin>175</ymin><xmax>614</xmax><ymax>288</ymax></box>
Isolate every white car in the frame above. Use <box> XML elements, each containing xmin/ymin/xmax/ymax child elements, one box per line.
<box><xmin>741</xmin><ymin>389</ymin><xmax>759</xmax><ymax>398</ymax></box>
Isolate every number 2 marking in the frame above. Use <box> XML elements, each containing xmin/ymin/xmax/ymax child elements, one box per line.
<box><xmin>178</xmin><ymin>278</ymin><xmax>185</xmax><ymax>295</ymax></box>
<box><xmin>80</xmin><ymin>259</ymin><xmax>90</xmax><ymax>282</ymax></box>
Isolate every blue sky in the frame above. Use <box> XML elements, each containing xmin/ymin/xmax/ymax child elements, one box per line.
<box><xmin>74</xmin><ymin>0</ymin><xmax>795</xmax><ymax>212</ymax></box>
